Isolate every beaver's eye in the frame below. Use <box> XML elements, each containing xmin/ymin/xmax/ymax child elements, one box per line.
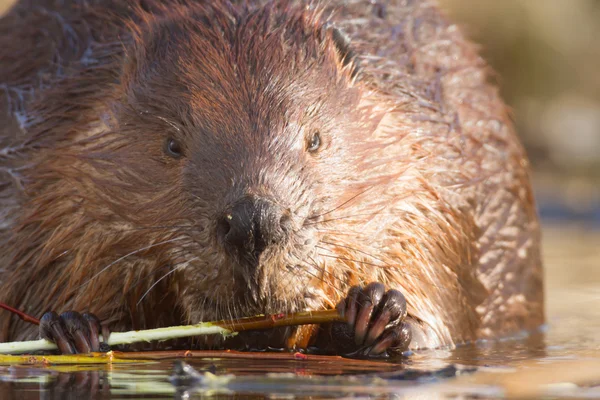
<box><xmin>165</xmin><ymin>138</ymin><xmax>183</xmax><ymax>158</ymax></box>
<box><xmin>306</xmin><ymin>130</ymin><xmax>321</xmax><ymax>153</ymax></box>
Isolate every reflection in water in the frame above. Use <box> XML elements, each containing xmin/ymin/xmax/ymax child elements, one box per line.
<box><xmin>0</xmin><ymin>226</ymin><xmax>598</xmax><ymax>398</ymax></box>
<box><xmin>447</xmin><ymin>332</ymin><xmax>547</xmax><ymax>367</ymax></box>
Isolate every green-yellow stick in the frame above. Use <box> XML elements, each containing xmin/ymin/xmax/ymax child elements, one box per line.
<box><xmin>0</xmin><ymin>309</ymin><xmax>343</xmax><ymax>355</ymax></box>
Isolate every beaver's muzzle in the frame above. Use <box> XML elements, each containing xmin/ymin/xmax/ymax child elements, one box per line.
<box><xmin>217</xmin><ymin>196</ymin><xmax>292</xmax><ymax>262</ymax></box>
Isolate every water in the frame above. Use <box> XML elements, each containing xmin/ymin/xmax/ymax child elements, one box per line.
<box><xmin>0</xmin><ymin>224</ymin><xmax>599</xmax><ymax>399</ymax></box>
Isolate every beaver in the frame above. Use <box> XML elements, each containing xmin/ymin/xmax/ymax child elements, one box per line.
<box><xmin>0</xmin><ymin>0</ymin><xmax>544</xmax><ymax>356</ymax></box>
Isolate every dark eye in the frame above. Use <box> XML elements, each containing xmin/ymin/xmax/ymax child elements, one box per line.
<box><xmin>306</xmin><ymin>130</ymin><xmax>321</xmax><ymax>153</ymax></box>
<box><xmin>165</xmin><ymin>138</ymin><xmax>183</xmax><ymax>158</ymax></box>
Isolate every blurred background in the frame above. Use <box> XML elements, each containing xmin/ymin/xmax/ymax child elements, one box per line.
<box><xmin>440</xmin><ymin>0</ymin><xmax>600</xmax><ymax>228</ymax></box>
<box><xmin>437</xmin><ymin>0</ymin><xmax>600</xmax><ymax>318</ymax></box>
<box><xmin>1</xmin><ymin>0</ymin><xmax>599</xmax><ymax>317</ymax></box>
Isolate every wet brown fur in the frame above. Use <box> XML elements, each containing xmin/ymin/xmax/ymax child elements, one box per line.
<box><xmin>0</xmin><ymin>0</ymin><xmax>543</xmax><ymax>349</ymax></box>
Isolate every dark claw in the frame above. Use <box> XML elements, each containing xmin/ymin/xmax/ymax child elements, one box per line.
<box><xmin>328</xmin><ymin>283</ymin><xmax>411</xmax><ymax>357</ymax></box>
<box><xmin>40</xmin><ymin>311</ymin><xmax>107</xmax><ymax>354</ymax></box>
<box><xmin>61</xmin><ymin>311</ymin><xmax>93</xmax><ymax>353</ymax></box>
<box><xmin>365</xmin><ymin>289</ymin><xmax>407</xmax><ymax>346</ymax></box>
<box><xmin>82</xmin><ymin>312</ymin><xmax>102</xmax><ymax>352</ymax></box>
<box><xmin>338</xmin><ymin>285</ymin><xmax>361</xmax><ymax>326</ymax></box>
<box><xmin>354</xmin><ymin>282</ymin><xmax>385</xmax><ymax>345</ymax></box>
<box><xmin>364</xmin><ymin>306</ymin><xmax>391</xmax><ymax>347</ymax></box>
<box><xmin>40</xmin><ymin>311</ymin><xmax>75</xmax><ymax>354</ymax></box>
<box><xmin>368</xmin><ymin>321</ymin><xmax>412</xmax><ymax>356</ymax></box>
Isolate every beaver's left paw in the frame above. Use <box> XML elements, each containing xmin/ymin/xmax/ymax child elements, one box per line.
<box><xmin>332</xmin><ymin>282</ymin><xmax>412</xmax><ymax>357</ymax></box>
<box><xmin>40</xmin><ymin>311</ymin><xmax>107</xmax><ymax>354</ymax></box>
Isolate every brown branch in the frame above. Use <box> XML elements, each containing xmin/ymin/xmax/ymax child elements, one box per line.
<box><xmin>214</xmin><ymin>309</ymin><xmax>344</xmax><ymax>332</ymax></box>
<box><xmin>0</xmin><ymin>302</ymin><xmax>40</xmax><ymax>325</ymax></box>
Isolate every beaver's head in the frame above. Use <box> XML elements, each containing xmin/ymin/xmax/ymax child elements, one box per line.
<box><xmin>92</xmin><ymin>2</ymin><xmax>387</xmax><ymax>324</ymax></box>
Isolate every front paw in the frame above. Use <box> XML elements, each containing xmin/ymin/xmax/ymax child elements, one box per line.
<box><xmin>332</xmin><ymin>282</ymin><xmax>412</xmax><ymax>357</ymax></box>
<box><xmin>40</xmin><ymin>311</ymin><xmax>108</xmax><ymax>354</ymax></box>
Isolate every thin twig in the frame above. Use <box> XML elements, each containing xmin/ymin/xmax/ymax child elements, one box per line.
<box><xmin>0</xmin><ymin>349</ymin><xmax>398</xmax><ymax>369</ymax></box>
<box><xmin>0</xmin><ymin>309</ymin><xmax>344</xmax><ymax>355</ymax></box>
<box><xmin>0</xmin><ymin>302</ymin><xmax>40</xmax><ymax>325</ymax></box>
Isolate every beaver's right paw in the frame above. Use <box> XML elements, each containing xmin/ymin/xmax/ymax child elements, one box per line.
<box><xmin>40</xmin><ymin>311</ymin><xmax>108</xmax><ymax>354</ymax></box>
<box><xmin>332</xmin><ymin>282</ymin><xmax>412</xmax><ymax>357</ymax></box>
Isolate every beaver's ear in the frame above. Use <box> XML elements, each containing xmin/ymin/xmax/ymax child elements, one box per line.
<box><xmin>327</xmin><ymin>25</ymin><xmax>360</xmax><ymax>78</ymax></box>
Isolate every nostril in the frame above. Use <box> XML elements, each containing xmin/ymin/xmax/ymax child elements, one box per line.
<box><xmin>216</xmin><ymin>214</ymin><xmax>232</xmax><ymax>243</ymax></box>
<box><xmin>279</xmin><ymin>212</ymin><xmax>292</xmax><ymax>234</ymax></box>
<box><xmin>218</xmin><ymin>198</ymin><xmax>292</xmax><ymax>259</ymax></box>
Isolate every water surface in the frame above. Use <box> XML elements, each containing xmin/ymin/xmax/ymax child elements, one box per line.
<box><xmin>1</xmin><ymin>225</ymin><xmax>599</xmax><ymax>399</ymax></box>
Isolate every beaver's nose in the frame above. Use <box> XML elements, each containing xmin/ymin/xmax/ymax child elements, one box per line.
<box><xmin>217</xmin><ymin>197</ymin><xmax>292</xmax><ymax>259</ymax></box>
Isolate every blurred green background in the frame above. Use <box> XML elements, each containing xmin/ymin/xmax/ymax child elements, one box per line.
<box><xmin>1</xmin><ymin>0</ymin><xmax>599</xmax><ymax>225</ymax></box>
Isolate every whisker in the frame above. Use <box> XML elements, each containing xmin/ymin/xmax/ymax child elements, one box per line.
<box><xmin>305</xmin><ymin>255</ymin><xmax>345</xmax><ymax>298</ymax></box>
<box><xmin>316</xmin><ymin>252</ymin><xmax>390</xmax><ymax>270</ymax></box>
<box><xmin>76</xmin><ymin>237</ymin><xmax>183</xmax><ymax>291</ymax></box>
<box><xmin>136</xmin><ymin>258</ymin><xmax>196</xmax><ymax>306</ymax></box>
<box><xmin>124</xmin><ymin>246</ymin><xmax>193</xmax><ymax>293</ymax></box>
<box><xmin>323</xmin><ymin>242</ymin><xmax>423</xmax><ymax>276</ymax></box>
<box><xmin>116</xmin><ymin>225</ymin><xmax>195</xmax><ymax>233</ymax></box>
<box><xmin>304</xmin><ymin>211</ymin><xmax>390</xmax><ymax>226</ymax></box>
<box><xmin>316</xmin><ymin>251</ymin><xmax>448</xmax><ymax>291</ymax></box>
<box><xmin>311</xmin><ymin>228</ymin><xmax>369</xmax><ymax>237</ymax></box>
<box><xmin>308</xmin><ymin>186</ymin><xmax>374</xmax><ymax>220</ymax></box>
<box><xmin>318</xmin><ymin>240</ymin><xmax>394</xmax><ymax>265</ymax></box>
<box><xmin>303</xmin><ymin>254</ymin><xmax>347</xmax><ymax>286</ymax></box>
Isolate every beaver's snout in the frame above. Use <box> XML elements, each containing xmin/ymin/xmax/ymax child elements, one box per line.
<box><xmin>217</xmin><ymin>196</ymin><xmax>292</xmax><ymax>260</ymax></box>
